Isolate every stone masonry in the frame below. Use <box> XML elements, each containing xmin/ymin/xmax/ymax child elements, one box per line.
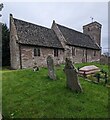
<box><xmin>10</xmin><ymin>14</ymin><xmax>102</xmax><ymax>69</ymax></box>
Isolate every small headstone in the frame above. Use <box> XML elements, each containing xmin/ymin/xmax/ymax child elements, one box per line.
<box><xmin>47</xmin><ymin>55</ymin><xmax>56</xmax><ymax>80</ymax></box>
<box><xmin>64</xmin><ymin>58</ymin><xmax>83</xmax><ymax>92</ymax></box>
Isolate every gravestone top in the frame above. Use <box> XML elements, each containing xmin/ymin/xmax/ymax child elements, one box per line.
<box><xmin>47</xmin><ymin>55</ymin><xmax>56</xmax><ymax>80</ymax></box>
<box><xmin>64</xmin><ymin>58</ymin><xmax>78</xmax><ymax>71</ymax></box>
<box><xmin>64</xmin><ymin>58</ymin><xmax>83</xmax><ymax>92</ymax></box>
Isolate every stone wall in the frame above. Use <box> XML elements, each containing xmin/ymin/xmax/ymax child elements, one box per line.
<box><xmin>10</xmin><ymin>14</ymin><xmax>21</xmax><ymax>69</ymax></box>
<box><xmin>10</xmin><ymin>16</ymin><xmax>101</xmax><ymax>69</ymax></box>
<box><xmin>20</xmin><ymin>45</ymin><xmax>100</xmax><ymax>69</ymax></box>
<box><xmin>67</xmin><ymin>46</ymin><xmax>100</xmax><ymax>63</ymax></box>
<box><xmin>51</xmin><ymin>21</ymin><xmax>67</xmax><ymax>48</ymax></box>
<box><xmin>52</xmin><ymin>21</ymin><xmax>101</xmax><ymax>64</ymax></box>
<box><xmin>86</xmin><ymin>49</ymin><xmax>100</xmax><ymax>62</ymax></box>
<box><xmin>20</xmin><ymin>45</ymin><xmax>64</xmax><ymax>68</ymax></box>
<box><xmin>100</xmin><ymin>55</ymin><xmax>110</xmax><ymax>65</ymax></box>
<box><xmin>83</xmin><ymin>22</ymin><xmax>102</xmax><ymax>46</ymax></box>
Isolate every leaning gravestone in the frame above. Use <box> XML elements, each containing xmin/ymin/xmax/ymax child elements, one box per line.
<box><xmin>64</xmin><ymin>58</ymin><xmax>83</xmax><ymax>92</ymax></box>
<box><xmin>47</xmin><ymin>55</ymin><xmax>56</xmax><ymax>80</ymax></box>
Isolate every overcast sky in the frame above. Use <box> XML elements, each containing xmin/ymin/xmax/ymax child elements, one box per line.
<box><xmin>1</xmin><ymin>2</ymin><xmax>108</xmax><ymax>53</ymax></box>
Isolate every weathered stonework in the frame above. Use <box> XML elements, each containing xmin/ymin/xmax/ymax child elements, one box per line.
<box><xmin>64</xmin><ymin>58</ymin><xmax>83</xmax><ymax>92</ymax></box>
<box><xmin>10</xmin><ymin>14</ymin><xmax>21</xmax><ymax>69</ymax></box>
<box><xmin>100</xmin><ymin>55</ymin><xmax>110</xmax><ymax>65</ymax></box>
<box><xmin>20</xmin><ymin>45</ymin><xmax>64</xmax><ymax>68</ymax></box>
<box><xmin>52</xmin><ymin>22</ymin><xmax>101</xmax><ymax>64</ymax></box>
<box><xmin>10</xmin><ymin>14</ymin><xmax>102</xmax><ymax>69</ymax></box>
<box><xmin>47</xmin><ymin>55</ymin><xmax>56</xmax><ymax>80</ymax></box>
<box><xmin>83</xmin><ymin>21</ymin><xmax>102</xmax><ymax>46</ymax></box>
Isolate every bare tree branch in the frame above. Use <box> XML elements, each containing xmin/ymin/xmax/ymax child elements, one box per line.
<box><xmin>0</xmin><ymin>3</ymin><xmax>3</xmax><ymax>11</ymax></box>
<box><xmin>0</xmin><ymin>3</ymin><xmax>3</xmax><ymax>17</ymax></box>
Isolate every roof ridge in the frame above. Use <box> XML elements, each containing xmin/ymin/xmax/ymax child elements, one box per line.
<box><xmin>13</xmin><ymin>18</ymin><xmax>51</xmax><ymax>30</ymax></box>
<box><xmin>83</xmin><ymin>21</ymin><xmax>102</xmax><ymax>27</ymax></box>
<box><xmin>56</xmin><ymin>23</ymin><xmax>86</xmax><ymax>36</ymax></box>
<box><xmin>13</xmin><ymin>18</ymin><xmax>63</xmax><ymax>49</ymax></box>
<box><xmin>56</xmin><ymin>23</ymin><xmax>100</xmax><ymax>50</ymax></box>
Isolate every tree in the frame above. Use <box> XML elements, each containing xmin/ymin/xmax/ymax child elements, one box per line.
<box><xmin>0</xmin><ymin>3</ymin><xmax>3</xmax><ymax>67</ymax></box>
<box><xmin>0</xmin><ymin>3</ymin><xmax>3</xmax><ymax>17</ymax></box>
<box><xmin>2</xmin><ymin>23</ymin><xmax>10</xmax><ymax>66</ymax></box>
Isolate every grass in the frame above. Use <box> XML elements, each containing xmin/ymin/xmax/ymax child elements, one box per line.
<box><xmin>2</xmin><ymin>62</ymin><xmax>109</xmax><ymax>118</ymax></box>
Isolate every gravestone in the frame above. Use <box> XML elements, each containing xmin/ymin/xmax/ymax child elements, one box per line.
<box><xmin>47</xmin><ymin>55</ymin><xmax>56</xmax><ymax>80</ymax></box>
<box><xmin>64</xmin><ymin>58</ymin><xmax>83</xmax><ymax>92</ymax></box>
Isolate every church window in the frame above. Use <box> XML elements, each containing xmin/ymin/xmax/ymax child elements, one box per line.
<box><xmin>88</xmin><ymin>27</ymin><xmax>90</xmax><ymax>31</ymax></box>
<box><xmin>34</xmin><ymin>48</ymin><xmax>40</xmax><ymax>56</ymax></box>
<box><xmin>94</xmin><ymin>51</ymin><xmax>96</xmax><ymax>56</ymax></box>
<box><xmin>72</xmin><ymin>47</ymin><xmax>76</xmax><ymax>56</ymax></box>
<box><xmin>83</xmin><ymin>49</ymin><xmax>85</xmax><ymax>56</ymax></box>
<box><xmin>54</xmin><ymin>49</ymin><xmax>58</xmax><ymax>57</ymax></box>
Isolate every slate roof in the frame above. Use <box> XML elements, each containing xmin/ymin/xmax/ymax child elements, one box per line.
<box><xmin>14</xmin><ymin>18</ymin><xmax>63</xmax><ymax>49</ymax></box>
<box><xmin>57</xmin><ymin>24</ymin><xmax>101</xmax><ymax>50</ymax></box>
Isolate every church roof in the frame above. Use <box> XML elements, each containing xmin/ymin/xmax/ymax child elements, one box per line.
<box><xmin>13</xmin><ymin>18</ymin><xmax>101</xmax><ymax>50</ymax></box>
<box><xmin>57</xmin><ymin>24</ymin><xmax>101</xmax><ymax>50</ymax></box>
<box><xmin>14</xmin><ymin>18</ymin><xmax>63</xmax><ymax>49</ymax></box>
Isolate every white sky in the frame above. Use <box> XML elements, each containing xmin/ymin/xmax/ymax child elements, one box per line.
<box><xmin>0</xmin><ymin>1</ymin><xmax>108</xmax><ymax>53</ymax></box>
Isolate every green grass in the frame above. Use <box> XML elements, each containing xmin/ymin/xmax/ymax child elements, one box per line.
<box><xmin>2</xmin><ymin>62</ymin><xmax>109</xmax><ymax>118</ymax></box>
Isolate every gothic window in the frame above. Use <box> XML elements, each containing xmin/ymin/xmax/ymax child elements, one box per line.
<box><xmin>34</xmin><ymin>47</ymin><xmax>40</xmax><ymax>56</ymax></box>
<box><xmin>54</xmin><ymin>49</ymin><xmax>58</xmax><ymax>57</ymax></box>
<box><xmin>72</xmin><ymin>47</ymin><xmax>76</xmax><ymax>56</ymax></box>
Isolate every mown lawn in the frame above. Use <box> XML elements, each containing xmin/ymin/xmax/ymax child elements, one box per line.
<box><xmin>2</xmin><ymin>62</ymin><xmax>109</xmax><ymax>118</ymax></box>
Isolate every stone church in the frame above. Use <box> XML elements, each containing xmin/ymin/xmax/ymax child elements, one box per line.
<box><xmin>10</xmin><ymin>14</ymin><xmax>102</xmax><ymax>69</ymax></box>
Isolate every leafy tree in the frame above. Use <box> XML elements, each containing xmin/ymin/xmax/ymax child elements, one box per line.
<box><xmin>2</xmin><ymin>23</ymin><xmax>10</xmax><ymax>66</ymax></box>
<box><xmin>0</xmin><ymin>3</ymin><xmax>3</xmax><ymax>67</ymax></box>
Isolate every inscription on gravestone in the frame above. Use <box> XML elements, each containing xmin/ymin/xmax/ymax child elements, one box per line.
<box><xmin>47</xmin><ymin>55</ymin><xmax>56</xmax><ymax>80</ymax></box>
<box><xmin>64</xmin><ymin>58</ymin><xmax>83</xmax><ymax>92</ymax></box>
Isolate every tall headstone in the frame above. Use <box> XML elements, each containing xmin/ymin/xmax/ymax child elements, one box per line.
<box><xmin>64</xmin><ymin>58</ymin><xmax>83</xmax><ymax>92</ymax></box>
<box><xmin>47</xmin><ymin>55</ymin><xmax>56</xmax><ymax>80</ymax></box>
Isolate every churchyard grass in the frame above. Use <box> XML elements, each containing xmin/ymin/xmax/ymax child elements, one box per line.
<box><xmin>2</xmin><ymin>62</ymin><xmax>109</xmax><ymax>118</ymax></box>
